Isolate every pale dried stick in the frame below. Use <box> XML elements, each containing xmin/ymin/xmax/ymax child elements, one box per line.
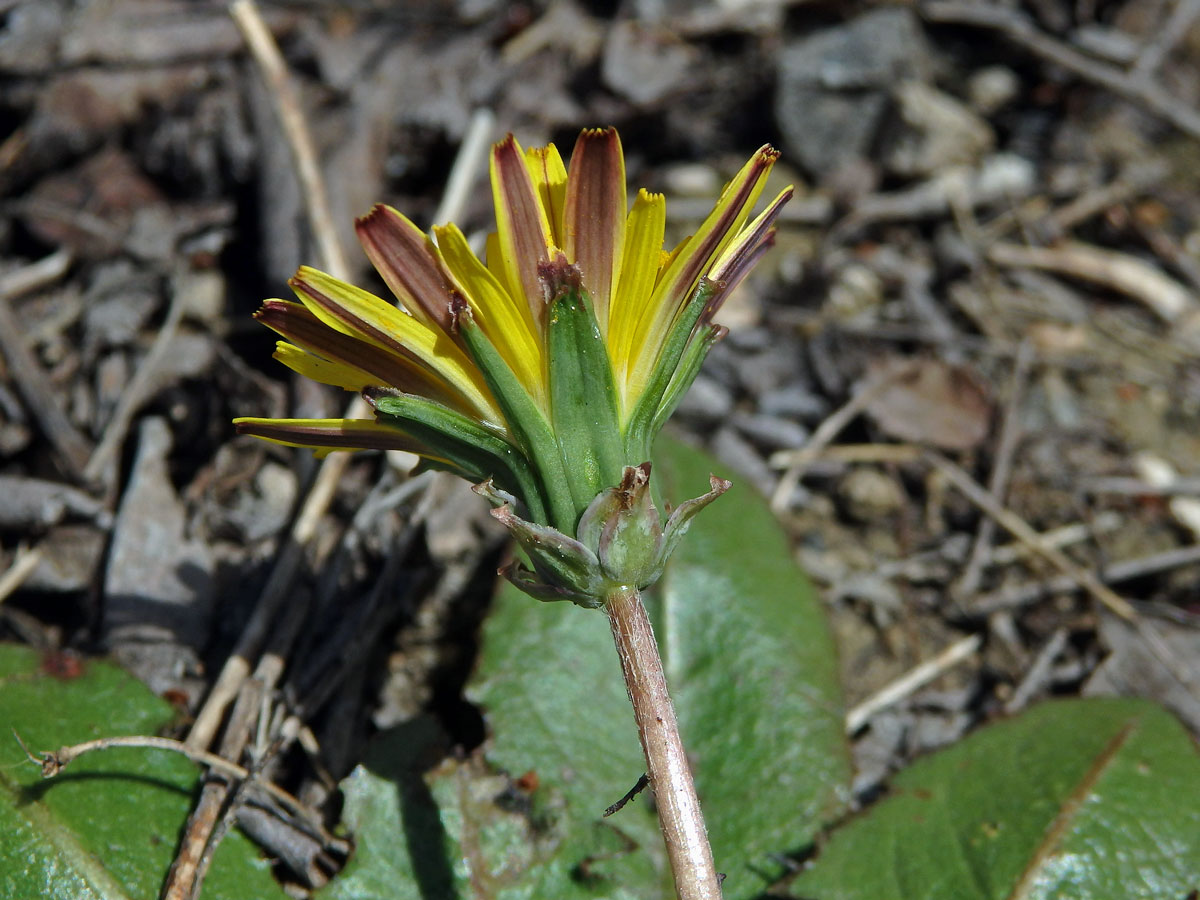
<box><xmin>988</xmin><ymin>240</ymin><xmax>1197</xmax><ymax>323</ymax></box>
<box><xmin>192</xmin><ymin>0</ymin><xmax>355</xmax><ymax>751</ymax></box>
<box><xmin>0</xmin><ymin>247</ymin><xmax>72</xmax><ymax>298</ymax></box>
<box><xmin>975</xmin><ymin>543</ymin><xmax>1200</xmax><ymax>614</ymax></box>
<box><xmin>0</xmin><ymin>544</ymin><xmax>45</xmax><ymax>604</ymax></box>
<box><xmin>1004</xmin><ymin>628</ymin><xmax>1068</xmax><ymax>714</ymax></box>
<box><xmin>927</xmin><ymin>452</ymin><xmax>1137</xmax><ymax>620</ymax></box>
<box><xmin>0</xmin><ymin>250</ymin><xmax>91</xmax><ymax>477</ymax></box>
<box><xmin>17</xmin><ymin>731</ymin><xmax>320</xmax><ymax>829</ymax></box>
<box><xmin>230</xmin><ymin>0</ymin><xmax>347</xmax><ymax>279</ymax></box>
<box><xmin>194</xmin><ymin>6</ymin><xmax>495</xmax><ymax>752</ymax></box>
<box><xmin>432</xmin><ymin>108</ymin><xmax>496</xmax><ymax>227</ymax></box>
<box><xmin>954</xmin><ymin>339</ymin><xmax>1033</xmax><ymax>601</ymax></box>
<box><xmin>845</xmin><ymin>633</ymin><xmax>982</xmax><ymax>733</ymax></box>
<box><xmin>988</xmin><ymin>512</ymin><xmax>1123</xmax><ymax>567</ymax></box>
<box><xmin>166</xmin><ymin>680</ymin><xmax>267</xmax><ymax>900</ymax></box>
<box><xmin>1132</xmin><ymin>0</ymin><xmax>1200</xmax><ymax>79</ymax></box>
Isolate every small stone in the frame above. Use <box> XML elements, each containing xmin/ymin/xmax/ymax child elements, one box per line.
<box><xmin>0</xmin><ymin>475</ymin><xmax>110</xmax><ymax>529</ymax></box>
<box><xmin>827</xmin><ymin>263</ymin><xmax>884</xmax><ymax>320</ymax></box>
<box><xmin>882</xmin><ymin>81</ymin><xmax>995</xmax><ymax>178</ymax></box>
<box><xmin>967</xmin><ymin>66</ymin><xmax>1020</xmax><ymax>115</ymax></box>
<box><xmin>223</xmin><ymin>459</ymin><xmax>298</xmax><ymax>542</ymax></box>
<box><xmin>175</xmin><ymin>269</ymin><xmax>226</xmax><ymax>324</ymax></box>
<box><xmin>731</xmin><ymin>412</ymin><xmax>810</xmax><ymax>450</ymax></box>
<box><xmin>775</xmin><ymin>7</ymin><xmax>932</xmax><ymax>177</ymax></box>
<box><xmin>838</xmin><ymin>467</ymin><xmax>905</xmax><ymax>522</ymax></box>
<box><xmin>103</xmin><ymin>417</ymin><xmax>213</xmax><ymax>695</ymax></box>
<box><xmin>601</xmin><ymin>20</ymin><xmax>696</xmax><ymax>106</ymax></box>
<box><xmin>759</xmin><ymin>386</ymin><xmax>829</xmax><ymax>422</ymax></box>
<box><xmin>674</xmin><ymin>373</ymin><xmax>735</xmax><ymax>423</ymax></box>
<box><xmin>24</xmin><ymin>525</ymin><xmax>107</xmax><ymax>592</ymax></box>
<box><xmin>662</xmin><ymin>162</ymin><xmax>721</xmax><ymax>197</ymax></box>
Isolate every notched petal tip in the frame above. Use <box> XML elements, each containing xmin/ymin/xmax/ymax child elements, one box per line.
<box><xmin>492</xmin><ymin>132</ymin><xmax>520</xmax><ymax>157</ymax></box>
<box><xmin>754</xmin><ymin>143</ymin><xmax>781</xmax><ymax>164</ymax></box>
<box><xmin>353</xmin><ymin>202</ymin><xmax>388</xmax><ymax>229</ymax></box>
<box><xmin>577</xmin><ymin>125</ymin><xmax>618</xmax><ymax>139</ymax></box>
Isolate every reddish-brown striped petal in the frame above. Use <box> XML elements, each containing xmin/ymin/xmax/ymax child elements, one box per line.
<box><xmin>709</xmin><ymin>186</ymin><xmax>791</xmax><ymax>286</ymax></box>
<box><xmin>355</xmin><ymin>204</ymin><xmax>456</xmax><ymax>335</ymax></box>
<box><xmin>233</xmin><ymin>417</ymin><xmax>437</xmax><ymax>455</ymax></box>
<box><xmin>255</xmin><ymin>300</ymin><xmax>473</xmax><ymax>413</ymax></box>
<box><xmin>563</xmin><ymin>127</ymin><xmax>626</xmax><ymax>332</ymax></box>
<box><xmin>703</xmin><ymin>185</ymin><xmax>793</xmax><ymax>322</ymax></box>
<box><xmin>650</xmin><ymin>145</ymin><xmax>779</xmax><ymax>321</ymax></box>
<box><xmin>490</xmin><ymin>135</ymin><xmax>554</xmax><ymax>324</ymax></box>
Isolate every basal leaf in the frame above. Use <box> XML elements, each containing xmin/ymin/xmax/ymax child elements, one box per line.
<box><xmin>319</xmin><ymin>717</ymin><xmax>654</xmax><ymax>900</ymax></box>
<box><xmin>790</xmin><ymin>697</ymin><xmax>1200</xmax><ymax>900</ymax></box>
<box><xmin>0</xmin><ymin>644</ymin><xmax>288</xmax><ymax>900</ymax></box>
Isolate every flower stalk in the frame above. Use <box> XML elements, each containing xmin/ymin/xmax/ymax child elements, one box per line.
<box><xmin>607</xmin><ymin>584</ymin><xmax>722</xmax><ymax>900</ymax></box>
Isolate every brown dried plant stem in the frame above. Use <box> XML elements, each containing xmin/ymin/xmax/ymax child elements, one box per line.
<box><xmin>605</xmin><ymin>585</ymin><xmax>721</xmax><ymax>900</ymax></box>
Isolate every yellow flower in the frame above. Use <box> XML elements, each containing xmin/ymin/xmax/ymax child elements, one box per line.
<box><xmin>236</xmin><ymin>127</ymin><xmax>789</xmax><ymax>539</ymax></box>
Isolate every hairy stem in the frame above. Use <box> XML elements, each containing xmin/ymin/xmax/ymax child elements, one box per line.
<box><xmin>606</xmin><ymin>585</ymin><xmax>721</xmax><ymax>899</ymax></box>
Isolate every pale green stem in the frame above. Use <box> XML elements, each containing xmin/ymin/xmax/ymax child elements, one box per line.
<box><xmin>605</xmin><ymin>585</ymin><xmax>722</xmax><ymax>900</ymax></box>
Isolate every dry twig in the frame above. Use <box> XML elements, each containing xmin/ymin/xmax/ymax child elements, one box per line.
<box><xmin>927</xmin><ymin>451</ymin><xmax>1138</xmax><ymax>621</ymax></box>
<box><xmin>845</xmin><ymin>633</ymin><xmax>983</xmax><ymax>733</ymax></box>
<box><xmin>229</xmin><ymin>0</ymin><xmax>347</xmax><ymax>279</ymax></box>
<box><xmin>954</xmin><ymin>339</ymin><xmax>1033</xmax><ymax>601</ymax></box>
<box><xmin>0</xmin><ymin>544</ymin><xmax>45</xmax><ymax>605</ymax></box>
<box><xmin>926</xmin><ymin>452</ymin><xmax>1200</xmax><ymax>698</ymax></box>
<box><xmin>988</xmin><ymin>240</ymin><xmax>1198</xmax><ymax>324</ymax></box>
<box><xmin>0</xmin><ymin>250</ymin><xmax>92</xmax><ymax>478</ymax></box>
<box><xmin>974</xmin><ymin>543</ymin><xmax>1200</xmax><ymax>614</ymax></box>
<box><xmin>1132</xmin><ymin>0</ymin><xmax>1200</xmax><ymax>79</ymax></box>
<box><xmin>1004</xmin><ymin>628</ymin><xmax>1069</xmax><ymax>714</ymax></box>
<box><xmin>15</xmin><ymin>730</ymin><xmax>322</xmax><ymax>831</ymax></box>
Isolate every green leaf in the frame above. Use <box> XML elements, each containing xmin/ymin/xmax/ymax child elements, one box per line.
<box><xmin>316</xmin><ymin>718</ymin><xmax>451</xmax><ymax>900</ymax></box>
<box><xmin>790</xmin><ymin>697</ymin><xmax>1200</xmax><ymax>900</ymax></box>
<box><xmin>467</xmin><ymin>433</ymin><xmax>851</xmax><ymax>898</ymax></box>
<box><xmin>0</xmin><ymin>644</ymin><xmax>288</xmax><ymax>900</ymax></box>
